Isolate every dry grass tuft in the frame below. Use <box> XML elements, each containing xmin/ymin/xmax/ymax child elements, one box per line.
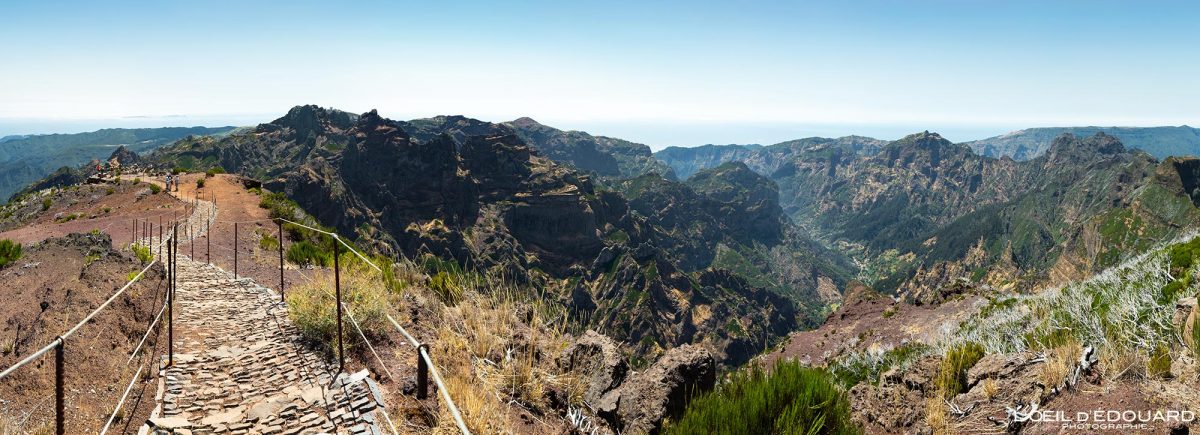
<box><xmin>1039</xmin><ymin>340</ymin><xmax>1082</xmax><ymax>392</ymax></box>
<box><xmin>924</xmin><ymin>396</ymin><xmax>949</xmax><ymax>435</ymax></box>
<box><xmin>981</xmin><ymin>377</ymin><xmax>999</xmax><ymax>401</ymax></box>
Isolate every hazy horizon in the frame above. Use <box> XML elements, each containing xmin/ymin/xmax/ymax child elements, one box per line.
<box><xmin>3</xmin><ymin>111</ymin><xmax>1195</xmax><ymax>152</ymax></box>
<box><xmin>3</xmin><ymin>0</ymin><xmax>1197</xmax><ymax>149</ymax></box>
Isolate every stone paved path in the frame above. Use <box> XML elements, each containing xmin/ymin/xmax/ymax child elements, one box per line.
<box><xmin>143</xmin><ymin>257</ymin><xmax>389</xmax><ymax>435</ymax></box>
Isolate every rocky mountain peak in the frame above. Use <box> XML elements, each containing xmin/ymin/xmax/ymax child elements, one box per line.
<box><xmin>508</xmin><ymin>117</ymin><xmax>543</xmax><ymax>128</ymax></box>
<box><xmin>879</xmin><ymin>131</ymin><xmax>963</xmax><ymax>168</ymax></box>
<box><xmin>267</xmin><ymin>104</ymin><xmax>356</xmax><ymax>136</ymax></box>
<box><xmin>1043</xmin><ymin>132</ymin><xmax>1127</xmax><ymax>163</ymax></box>
<box><xmin>355</xmin><ymin>109</ymin><xmax>411</xmax><ymax>142</ymax></box>
<box><xmin>107</xmin><ymin>145</ymin><xmax>139</xmax><ymax>165</ymax></box>
<box><xmin>896</xmin><ymin>131</ymin><xmax>952</xmax><ymax>149</ymax></box>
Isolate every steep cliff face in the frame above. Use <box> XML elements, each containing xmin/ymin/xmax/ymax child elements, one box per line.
<box><xmin>670</xmin><ymin>130</ymin><xmax>1200</xmax><ymax>294</ymax></box>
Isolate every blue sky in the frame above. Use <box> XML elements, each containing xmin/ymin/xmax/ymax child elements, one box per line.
<box><xmin>1</xmin><ymin>0</ymin><xmax>1196</xmax><ymax>148</ymax></box>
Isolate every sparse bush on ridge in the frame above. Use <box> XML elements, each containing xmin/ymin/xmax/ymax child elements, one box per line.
<box><xmin>286</xmin><ymin>240</ymin><xmax>331</xmax><ymax>267</ymax></box>
<box><xmin>148</xmin><ymin>183</ymin><xmax>162</xmax><ymax>194</ymax></box>
<box><xmin>932</xmin><ymin>232</ymin><xmax>1200</xmax><ymax>382</ymax></box>
<box><xmin>131</xmin><ymin>243</ymin><xmax>153</xmax><ymax>263</ymax></box>
<box><xmin>0</xmin><ymin>239</ymin><xmax>22</xmax><ymax>268</ymax></box>
<box><xmin>665</xmin><ymin>360</ymin><xmax>861</xmax><ymax>435</ymax></box>
<box><xmin>258</xmin><ymin>230</ymin><xmax>278</xmax><ymax>251</ymax></box>
<box><xmin>829</xmin><ymin>341</ymin><xmax>928</xmax><ymax>387</ymax></box>
<box><xmin>935</xmin><ymin>342</ymin><xmax>984</xmax><ymax>399</ymax></box>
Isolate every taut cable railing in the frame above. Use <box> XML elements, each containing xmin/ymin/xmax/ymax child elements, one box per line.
<box><xmin>276</xmin><ymin>218</ymin><xmax>471</xmax><ymax>435</ymax></box>
<box><xmin>0</xmin><ymin>217</ymin><xmax>181</xmax><ymax>435</ymax></box>
<box><xmin>1</xmin><ymin>192</ymin><xmax>470</xmax><ymax>434</ymax></box>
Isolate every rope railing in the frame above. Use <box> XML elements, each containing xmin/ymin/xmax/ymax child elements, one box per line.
<box><xmin>2</xmin><ymin>190</ymin><xmax>471</xmax><ymax>434</ymax></box>
<box><xmin>0</xmin><ymin>220</ymin><xmax>179</xmax><ymax>435</ymax></box>
<box><xmin>276</xmin><ymin>218</ymin><xmax>471</xmax><ymax>434</ymax></box>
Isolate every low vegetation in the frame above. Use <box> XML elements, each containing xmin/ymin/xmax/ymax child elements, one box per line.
<box><xmin>148</xmin><ymin>183</ymin><xmax>162</xmax><ymax>194</ymax></box>
<box><xmin>285</xmin><ymin>240</ymin><xmax>331</xmax><ymax>267</ymax></box>
<box><xmin>131</xmin><ymin>243</ymin><xmax>153</xmax><ymax>263</ymax></box>
<box><xmin>666</xmin><ymin>360</ymin><xmax>860</xmax><ymax>435</ymax></box>
<box><xmin>286</xmin><ymin>256</ymin><xmax>391</xmax><ymax>358</ymax></box>
<box><xmin>1192</xmin><ymin>315</ymin><xmax>1200</xmax><ymax>359</ymax></box>
<box><xmin>258</xmin><ymin>231</ymin><xmax>278</xmax><ymax>251</ymax></box>
<box><xmin>935</xmin><ymin>342</ymin><xmax>984</xmax><ymax>399</ymax></box>
<box><xmin>829</xmin><ymin>342</ymin><xmax>928</xmax><ymax>387</ymax></box>
<box><xmin>286</xmin><ymin>251</ymin><xmax>582</xmax><ymax>433</ymax></box>
<box><xmin>205</xmin><ymin>166</ymin><xmax>225</xmax><ymax>177</ymax></box>
<box><xmin>0</xmin><ymin>239</ymin><xmax>21</xmax><ymax>268</ymax></box>
<box><xmin>196</xmin><ymin>178</ymin><xmax>205</xmax><ymax>189</ymax></box>
<box><xmin>941</xmin><ymin>232</ymin><xmax>1200</xmax><ymax>382</ymax></box>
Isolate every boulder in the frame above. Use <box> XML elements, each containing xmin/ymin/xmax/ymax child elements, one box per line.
<box><xmin>597</xmin><ymin>344</ymin><xmax>716</xmax><ymax>434</ymax></box>
<box><xmin>558</xmin><ymin>330</ymin><xmax>628</xmax><ymax>405</ymax></box>
<box><xmin>1175</xmin><ymin>297</ymin><xmax>1197</xmax><ymax>348</ymax></box>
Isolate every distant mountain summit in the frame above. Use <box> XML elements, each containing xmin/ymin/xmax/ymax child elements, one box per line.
<box><xmin>964</xmin><ymin>126</ymin><xmax>1200</xmax><ymax>160</ymax></box>
<box><xmin>654</xmin><ymin>136</ymin><xmax>887</xmax><ymax>179</ymax></box>
<box><xmin>504</xmin><ymin>117</ymin><xmax>672</xmax><ymax>179</ymax></box>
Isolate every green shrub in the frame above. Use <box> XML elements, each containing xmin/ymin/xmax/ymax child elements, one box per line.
<box><xmin>429</xmin><ymin>271</ymin><xmax>463</xmax><ymax>305</ymax></box>
<box><xmin>171</xmin><ymin>167</ymin><xmax>185</xmax><ymax>175</ymax></box>
<box><xmin>148</xmin><ymin>184</ymin><xmax>162</xmax><ymax>194</ymax></box>
<box><xmin>133</xmin><ymin>177</ymin><xmax>141</xmax><ymax>184</ymax></box>
<box><xmin>55</xmin><ymin>213</ymin><xmax>79</xmax><ymax>223</ymax></box>
<box><xmin>131</xmin><ymin>244</ymin><xmax>153</xmax><ymax>263</ymax></box>
<box><xmin>286</xmin><ymin>240</ymin><xmax>331</xmax><ymax>267</ymax></box>
<box><xmin>0</xmin><ymin>240</ymin><xmax>22</xmax><ymax>268</ymax></box>
<box><xmin>205</xmin><ymin>167</ymin><xmax>225</xmax><ymax>177</ymax></box>
<box><xmin>105</xmin><ymin>187</ymin><xmax>115</xmax><ymax>195</ymax></box>
<box><xmin>666</xmin><ymin>361</ymin><xmax>860</xmax><ymax>435</ymax></box>
<box><xmin>260</xmin><ymin>192</ymin><xmax>298</xmax><ymax>221</ymax></box>
<box><xmin>1148</xmin><ymin>345</ymin><xmax>1173</xmax><ymax>379</ymax></box>
<box><xmin>196</xmin><ymin>179</ymin><xmax>205</xmax><ymax>189</ymax></box>
<box><xmin>259</xmin><ymin>231</ymin><xmax>279</xmax><ymax>251</ymax></box>
<box><xmin>936</xmin><ymin>342</ymin><xmax>985</xmax><ymax>399</ymax></box>
<box><xmin>1168</xmin><ymin>237</ymin><xmax>1200</xmax><ymax>275</ymax></box>
<box><xmin>41</xmin><ymin>198</ymin><xmax>51</xmax><ymax>211</ymax></box>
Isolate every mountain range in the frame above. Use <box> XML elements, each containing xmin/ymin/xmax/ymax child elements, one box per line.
<box><xmin>0</xmin><ymin>126</ymin><xmax>237</xmax><ymax>201</ymax></box>
<box><xmin>144</xmin><ymin>105</ymin><xmax>854</xmax><ymax>365</ymax></box>
<box><xmin>8</xmin><ymin>106</ymin><xmax>1200</xmax><ymax>433</ymax></box>
<box><xmin>963</xmin><ymin>125</ymin><xmax>1200</xmax><ymax>161</ymax></box>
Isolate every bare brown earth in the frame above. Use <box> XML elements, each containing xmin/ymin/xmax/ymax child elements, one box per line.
<box><xmin>0</xmin><ymin>179</ymin><xmax>187</xmax><ymax>247</ymax></box>
<box><xmin>764</xmin><ymin>281</ymin><xmax>983</xmax><ymax>367</ymax></box>
<box><xmin>0</xmin><ymin>233</ymin><xmax>167</xmax><ymax>433</ymax></box>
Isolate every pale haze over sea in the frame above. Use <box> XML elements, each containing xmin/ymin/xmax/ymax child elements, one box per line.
<box><xmin>0</xmin><ymin>114</ymin><xmax>1058</xmax><ymax>152</ymax></box>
